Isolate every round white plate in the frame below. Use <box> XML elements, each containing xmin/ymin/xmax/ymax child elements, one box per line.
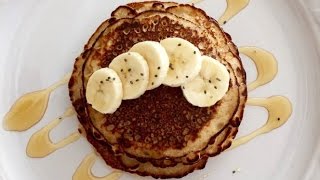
<box><xmin>0</xmin><ymin>0</ymin><xmax>319</xmax><ymax>179</ymax></box>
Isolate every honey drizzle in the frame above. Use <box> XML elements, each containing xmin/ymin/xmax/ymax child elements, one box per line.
<box><xmin>26</xmin><ymin>107</ymin><xmax>79</xmax><ymax>158</ymax></box>
<box><xmin>240</xmin><ymin>47</ymin><xmax>278</xmax><ymax>92</ymax></box>
<box><xmin>3</xmin><ymin>73</ymin><xmax>71</xmax><ymax>131</ymax></box>
<box><xmin>230</xmin><ymin>96</ymin><xmax>292</xmax><ymax>149</ymax></box>
<box><xmin>73</xmin><ymin>153</ymin><xmax>122</xmax><ymax>180</ymax></box>
<box><xmin>218</xmin><ymin>0</ymin><xmax>250</xmax><ymax>25</ymax></box>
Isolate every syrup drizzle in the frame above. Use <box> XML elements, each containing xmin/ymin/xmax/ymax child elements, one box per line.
<box><xmin>26</xmin><ymin>107</ymin><xmax>79</xmax><ymax>158</ymax></box>
<box><xmin>240</xmin><ymin>47</ymin><xmax>278</xmax><ymax>92</ymax></box>
<box><xmin>218</xmin><ymin>0</ymin><xmax>250</xmax><ymax>25</ymax></box>
<box><xmin>3</xmin><ymin>73</ymin><xmax>71</xmax><ymax>131</ymax></box>
<box><xmin>230</xmin><ymin>96</ymin><xmax>292</xmax><ymax>149</ymax></box>
<box><xmin>73</xmin><ymin>153</ymin><xmax>122</xmax><ymax>180</ymax></box>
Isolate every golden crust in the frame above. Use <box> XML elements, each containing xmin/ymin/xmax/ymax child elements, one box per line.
<box><xmin>68</xmin><ymin>1</ymin><xmax>247</xmax><ymax>178</ymax></box>
<box><xmin>82</xmin><ymin>10</ymin><xmax>240</xmax><ymax>159</ymax></box>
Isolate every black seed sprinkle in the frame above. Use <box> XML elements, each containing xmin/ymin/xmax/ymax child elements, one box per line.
<box><xmin>113</xmin><ymin>78</ymin><xmax>115</xmax><ymax>80</ymax></box>
<box><xmin>277</xmin><ymin>118</ymin><xmax>280</xmax><ymax>121</ymax></box>
<box><xmin>193</xmin><ymin>51</ymin><xmax>196</xmax><ymax>54</ymax></box>
<box><xmin>169</xmin><ymin>63</ymin><xmax>174</xmax><ymax>70</ymax></box>
<box><xmin>136</xmin><ymin>79</ymin><xmax>139</xmax><ymax>82</ymax></box>
<box><xmin>176</xmin><ymin>76</ymin><xmax>179</xmax><ymax>79</ymax></box>
<box><xmin>216</xmin><ymin>78</ymin><xmax>221</xmax><ymax>81</ymax></box>
<box><xmin>157</xmin><ymin>66</ymin><xmax>161</xmax><ymax>70</ymax></box>
<box><xmin>178</xmin><ymin>43</ymin><xmax>181</xmax><ymax>46</ymax></box>
<box><xmin>140</xmin><ymin>73</ymin><xmax>144</xmax><ymax>76</ymax></box>
<box><xmin>182</xmin><ymin>86</ymin><xmax>185</xmax><ymax>89</ymax></box>
<box><xmin>209</xmin><ymin>80</ymin><xmax>212</xmax><ymax>83</ymax></box>
<box><xmin>121</xmin><ymin>69</ymin><xmax>123</xmax><ymax>72</ymax></box>
<box><xmin>155</xmin><ymin>74</ymin><xmax>158</xmax><ymax>77</ymax></box>
<box><xmin>105</xmin><ymin>79</ymin><xmax>109</xmax><ymax>81</ymax></box>
<box><xmin>223</xmin><ymin>21</ymin><xmax>227</xmax><ymax>25</ymax></box>
<box><xmin>232</xmin><ymin>170</ymin><xmax>236</xmax><ymax>174</ymax></box>
<box><xmin>108</xmin><ymin>77</ymin><xmax>111</xmax><ymax>80</ymax></box>
<box><xmin>59</xmin><ymin>117</ymin><xmax>62</xmax><ymax>120</ymax></box>
<box><xmin>124</xmin><ymin>58</ymin><xmax>127</xmax><ymax>62</ymax></box>
<box><xmin>128</xmin><ymin>68</ymin><xmax>132</xmax><ymax>72</ymax></box>
<box><xmin>130</xmin><ymin>81</ymin><xmax>133</xmax><ymax>84</ymax></box>
<box><xmin>204</xmin><ymin>90</ymin><xmax>207</xmax><ymax>94</ymax></box>
<box><xmin>100</xmin><ymin>81</ymin><xmax>103</xmax><ymax>84</ymax></box>
<box><xmin>152</xmin><ymin>82</ymin><xmax>154</xmax><ymax>85</ymax></box>
<box><xmin>186</xmin><ymin>76</ymin><xmax>189</xmax><ymax>78</ymax></box>
<box><xmin>214</xmin><ymin>86</ymin><xmax>218</xmax><ymax>89</ymax></box>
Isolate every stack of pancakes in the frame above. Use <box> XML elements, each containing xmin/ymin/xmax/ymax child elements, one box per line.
<box><xmin>68</xmin><ymin>1</ymin><xmax>247</xmax><ymax>178</ymax></box>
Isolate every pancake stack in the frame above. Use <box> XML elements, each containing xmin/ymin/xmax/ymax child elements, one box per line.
<box><xmin>69</xmin><ymin>1</ymin><xmax>247</xmax><ymax>178</ymax></box>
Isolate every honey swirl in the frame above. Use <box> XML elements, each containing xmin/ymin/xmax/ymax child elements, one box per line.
<box><xmin>240</xmin><ymin>47</ymin><xmax>278</xmax><ymax>92</ymax></box>
<box><xmin>26</xmin><ymin>107</ymin><xmax>79</xmax><ymax>158</ymax></box>
<box><xmin>218</xmin><ymin>0</ymin><xmax>250</xmax><ymax>25</ymax></box>
<box><xmin>230</xmin><ymin>96</ymin><xmax>292</xmax><ymax>149</ymax></box>
<box><xmin>3</xmin><ymin>73</ymin><xmax>71</xmax><ymax>131</ymax></box>
<box><xmin>73</xmin><ymin>153</ymin><xmax>122</xmax><ymax>180</ymax></box>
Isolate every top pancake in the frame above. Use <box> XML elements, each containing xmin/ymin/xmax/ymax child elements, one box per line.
<box><xmin>80</xmin><ymin>11</ymin><xmax>239</xmax><ymax>159</ymax></box>
<box><xmin>112</xmin><ymin>2</ymin><xmax>247</xmax><ymax>163</ymax></box>
<box><xmin>69</xmin><ymin>1</ymin><xmax>247</xmax><ymax>178</ymax></box>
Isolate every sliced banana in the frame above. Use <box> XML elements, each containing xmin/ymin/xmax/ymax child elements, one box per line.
<box><xmin>182</xmin><ymin>56</ymin><xmax>230</xmax><ymax>107</ymax></box>
<box><xmin>160</xmin><ymin>37</ymin><xmax>202</xmax><ymax>87</ymax></box>
<box><xmin>109</xmin><ymin>52</ymin><xmax>149</xmax><ymax>100</ymax></box>
<box><xmin>130</xmin><ymin>41</ymin><xmax>169</xmax><ymax>90</ymax></box>
<box><xmin>86</xmin><ymin>68</ymin><xmax>123</xmax><ymax>114</ymax></box>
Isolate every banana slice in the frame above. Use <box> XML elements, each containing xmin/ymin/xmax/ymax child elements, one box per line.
<box><xmin>109</xmin><ymin>52</ymin><xmax>149</xmax><ymax>100</ymax></box>
<box><xmin>182</xmin><ymin>56</ymin><xmax>230</xmax><ymax>107</ymax></box>
<box><xmin>160</xmin><ymin>37</ymin><xmax>202</xmax><ymax>87</ymax></box>
<box><xmin>130</xmin><ymin>41</ymin><xmax>169</xmax><ymax>90</ymax></box>
<box><xmin>86</xmin><ymin>68</ymin><xmax>123</xmax><ymax>114</ymax></box>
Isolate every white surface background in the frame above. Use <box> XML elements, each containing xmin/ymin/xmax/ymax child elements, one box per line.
<box><xmin>0</xmin><ymin>0</ymin><xmax>320</xmax><ymax>180</ymax></box>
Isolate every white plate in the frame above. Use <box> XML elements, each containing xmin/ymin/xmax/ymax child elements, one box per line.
<box><xmin>0</xmin><ymin>0</ymin><xmax>319</xmax><ymax>179</ymax></box>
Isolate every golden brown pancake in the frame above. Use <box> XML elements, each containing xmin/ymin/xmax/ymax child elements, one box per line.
<box><xmin>110</xmin><ymin>2</ymin><xmax>247</xmax><ymax>166</ymax></box>
<box><xmin>69</xmin><ymin>1</ymin><xmax>247</xmax><ymax>178</ymax></box>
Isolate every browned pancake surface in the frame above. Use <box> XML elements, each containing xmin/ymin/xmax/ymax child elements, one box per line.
<box><xmin>69</xmin><ymin>1</ymin><xmax>247</xmax><ymax>178</ymax></box>
<box><xmin>83</xmin><ymin>12</ymin><xmax>239</xmax><ymax>159</ymax></box>
<box><xmin>105</xmin><ymin>85</ymin><xmax>215</xmax><ymax>150</ymax></box>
